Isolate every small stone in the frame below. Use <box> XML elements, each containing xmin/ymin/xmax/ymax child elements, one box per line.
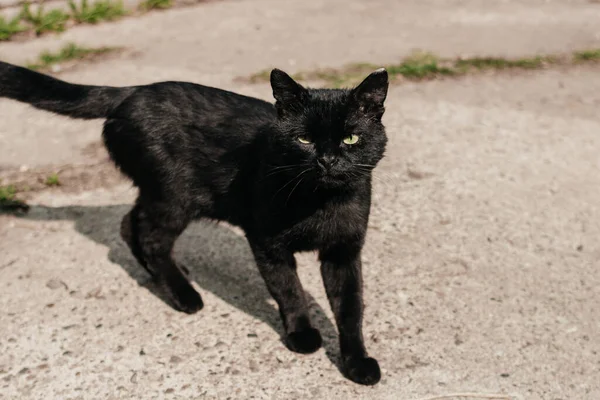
<box><xmin>247</xmin><ymin>333</ymin><xmax>258</xmax><ymax>338</ymax></box>
<box><xmin>169</xmin><ymin>356</ymin><xmax>183</xmax><ymax>364</ymax></box>
<box><xmin>85</xmin><ymin>287</ymin><xmax>104</xmax><ymax>299</ymax></box>
<box><xmin>164</xmin><ymin>388</ymin><xmax>175</xmax><ymax>394</ymax></box>
<box><xmin>249</xmin><ymin>360</ymin><xmax>259</xmax><ymax>372</ymax></box>
<box><xmin>130</xmin><ymin>372</ymin><xmax>138</xmax><ymax>384</ymax></box>
<box><xmin>18</xmin><ymin>368</ymin><xmax>30</xmax><ymax>375</ymax></box>
<box><xmin>46</xmin><ymin>279</ymin><xmax>67</xmax><ymax>290</ymax></box>
<box><xmin>500</xmin><ymin>373</ymin><xmax>510</xmax><ymax>378</ymax></box>
<box><xmin>407</xmin><ymin>165</ymin><xmax>433</xmax><ymax>180</ymax></box>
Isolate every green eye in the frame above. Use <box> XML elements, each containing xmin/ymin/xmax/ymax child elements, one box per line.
<box><xmin>298</xmin><ymin>136</ymin><xmax>311</xmax><ymax>144</ymax></box>
<box><xmin>343</xmin><ymin>134</ymin><xmax>359</xmax><ymax>145</ymax></box>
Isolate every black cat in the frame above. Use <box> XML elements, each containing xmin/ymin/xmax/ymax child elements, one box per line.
<box><xmin>0</xmin><ymin>62</ymin><xmax>388</xmax><ymax>385</ymax></box>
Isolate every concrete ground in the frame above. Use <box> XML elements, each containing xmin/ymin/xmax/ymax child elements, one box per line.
<box><xmin>1</xmin><ymin>0</ymin><xmax>600</xmax><ymax>399</ymax></box>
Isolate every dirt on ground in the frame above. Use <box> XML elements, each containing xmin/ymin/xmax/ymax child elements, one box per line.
<box><xmin>1</xmin><ymin>0</ymin><xmax>600</xmax><ymax>399</ymax></box>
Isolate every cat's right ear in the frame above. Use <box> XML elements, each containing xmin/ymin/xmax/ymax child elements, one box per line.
<box><xmin>270</xmin><ymin>69</ymin><xmax>307</xmax><ymax>115</ymax></box>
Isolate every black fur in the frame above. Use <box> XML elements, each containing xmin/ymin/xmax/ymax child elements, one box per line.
<box><xmin>0</xmin><ymin>61</ymin><xmax>389</xmax><ymax>385</ymax></box>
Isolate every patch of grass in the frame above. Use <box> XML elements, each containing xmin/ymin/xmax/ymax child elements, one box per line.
<box><xmin>573</xmin><ymin>49</ymin><xmax>600</xmax><ymax>61</ymax></box>
<box><xmin>0</xmin><ymin>185</ymin><xmax>28</xmax><ymax>211</ymax></box>
<box><xmin>246</xmin><ymin>69</ymin><xmax>272</xmax><ymax>84</ymax></box>
<box><xmin>243</xmin><ymin>53</ymin><xmax>455</xmax><ymax>88</ymax></box>
<box><xmin>0</xmin><ymin>14</ymin><xmax>27</xmax><ymax>41</ymax></box>
<box><xmin>69</xmin><ymin>0</ymin><xmax>126</xmax><ymax>24</ymax></box>
<box><xmin>388</xmin><ymin>51</ymin><xmax>454</xmax><ymax>79</ymax></box>
<box><xmin>45</xmin><ymin>173</ymin><xmax>60</xmax><ymax>186</ymax></box>
<box><xmin>244</xmin><ymin>48</ymin><xmax>600</xmax><ymax>88</ymax></box>
<box><xmin>26</xmin><ymin>43</ymin><xmax>120</xmax><ymax>71</ymax></box>
<box><xmin>20</xmin><ymin>2</ymin><xmax>70</xmax><ymax>35</ymax></box>
<box><xmin>291</xmin><ymin>65</ymin><xmax>375</xmax><ymax>88</ymax></box>
<box><xmin>455</xmin><ymin>55</ymin><xmax>556</xmax><ymax>71</ymax></box>
<box><xmin>139</xmin><ymin>0</ymin><xmax>172</xmax><ymax>11</ymax></box>
<box><xmin>246</xmin><ymin>64</ymin><xmax>377</xmax><ymax>88</ymax></box>
<box><xmin>0</xmin><ymin>185</ymin><xmax>17</xmax><ymax>202</ymax></box>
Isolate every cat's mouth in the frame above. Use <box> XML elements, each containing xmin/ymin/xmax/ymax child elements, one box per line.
<box><xmin>317</xmin><ymin>170</ymin><xmax>347</xmax><ymax>187</ymax></box>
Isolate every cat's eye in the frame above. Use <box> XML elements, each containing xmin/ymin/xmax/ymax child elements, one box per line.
<box><xmin>343</xmin><ymin>134</ymin><xmax>359</xmax><ymax>145</ymax></box>
<box><xmin>298</xmin><ymin>136</ymin><xmax>312</xmax><ymax>144</ymax></box>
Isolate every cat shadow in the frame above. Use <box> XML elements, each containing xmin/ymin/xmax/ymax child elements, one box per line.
<box><xmin>16</xmin><ymin>204</ymin><xmax>342</xmax><ymax>368</ymax></box>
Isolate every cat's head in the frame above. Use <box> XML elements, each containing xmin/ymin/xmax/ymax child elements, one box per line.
<box><xmin>269</xmin><ymin>68</ymin><xmax>388</xmax><ymax>189</ymax></box>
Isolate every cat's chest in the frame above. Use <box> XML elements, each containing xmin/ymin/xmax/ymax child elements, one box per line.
<box><xmin>279</xmin><ymin>200</ymin><xmax>368</xmax><ymax>251</ymax></box>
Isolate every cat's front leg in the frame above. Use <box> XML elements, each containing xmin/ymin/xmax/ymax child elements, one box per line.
<box><xmin>249</xmin><ymin>241</ymin><xmax>322</xmax><ymax>354</ymax></box>
<box><xmin>320</xmin><ymin>243</ymin><xmax>381</xmax><ymax>385</ymax></box>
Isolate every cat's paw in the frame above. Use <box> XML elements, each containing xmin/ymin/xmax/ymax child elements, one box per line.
<box><xmin>164</xmin><ymin>280</ymin><xmax>204</xmax><ymax>314</ymax></box>
<box><xmin>343</xmin><ymin>356</ymin><xmax>381</xmax><ymax>385</ymax></box>
<box><xmin>285</xmin><ymin>327</ymin><xmax>322</xmax><ymax>354</ymax></box>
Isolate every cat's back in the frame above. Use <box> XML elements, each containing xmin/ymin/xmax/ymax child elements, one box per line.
<box><xmin>112</xmin><ymin>81</ymin><xmax>275</xmax><ymax>128</ymax></box>
<box><xmin>103</xmin><ymin>80</ymin><xmax>274</xmax><ymax>200</ymax></box>
<box><xmin>106</xmin><ymin>80</ymin><xmax>276</xmax><ymax>163</ymax></box>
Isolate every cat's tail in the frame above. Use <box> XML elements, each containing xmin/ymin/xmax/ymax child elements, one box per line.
<box><xmin>0</xmin><ymin>60</ymin><xmax>135</xmax><ymax>119</ymax></box>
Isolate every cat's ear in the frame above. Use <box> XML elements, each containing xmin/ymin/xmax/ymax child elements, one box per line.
<box><xmin>351</xmin><ymin>68</ymin><xmax>388</xmax><ymax>117</ymax></box>
<box><xmin>270</xmin><ymin>69</ymin><xmax>307</xmax><ymax>115</ymax></box>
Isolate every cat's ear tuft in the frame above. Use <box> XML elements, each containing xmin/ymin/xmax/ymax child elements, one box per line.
<box><xmin>270</xmin><ymin>69</ymin><xmax>307</xmax><ymax>113</ymax></box>
<box><xmin>351</xmin><ymin>68</ymin><xmax>388</xmax><ymax>109</ymax></box>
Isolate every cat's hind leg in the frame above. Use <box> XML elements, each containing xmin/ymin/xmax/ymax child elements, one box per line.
<box><xmin>121</xmin><ymin>205</ymin><xmax>192</xmax><ymax>277</ymax></box>
<box><xmin>120</xmin><ymin>203</ymin><xmax>153</xmax><ymax>276</ymax></box>
<box><xmin>125</xmin><ymin>199</ymin><xmax>203</xmax><ymax>314</ymax></box>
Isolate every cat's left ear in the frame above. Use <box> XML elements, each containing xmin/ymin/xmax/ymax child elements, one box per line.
<box><xmin>270</xmin><ymin>69</ymin><xmax>308</xmax><ymax>115</ymax></box>
<box><xmin>351</xmin><ymin>68</ymin><xmax>388</xmax><ymax>117</ymax></box>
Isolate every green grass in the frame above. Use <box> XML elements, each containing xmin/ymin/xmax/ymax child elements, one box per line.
<box><xmin>387</xmin><ymin>51</ymin><xmax>454</xmax><ymax>79</ymax></box>
<box><xmin>20</xmin><ymin>2</ymin><xmax>70</xmax><ymax>35</ymax></box>
<box><xmin>2</xmin><ymin>0</ymin><xmax>179</xmax><ymax>42</ymax></box>
<box><xmin>26</xmin><ymin>43</ymin><xmax>120</xmax><ymax>71</ymax></box>
<box><xmin>244</xmin><ymin>49</ymin><xmax>600</xmax><ymax>88</ymax></box>
<box><xmin>139</xmin><ymin>0</ymin><xmax>172</xmax><ymax>11</ymax></box>
<box><xmin>0</xmin><ymin>14</ymin><xmax>27</xmax><ymax>41</ymax></box>
<box><xmin>245</xmin><ymin>52</ymin><xmax>456</xmax><ymax>88</ymax></box>
<box><xmin>246</xmin><ymin>69</ymin><xmax>271</xmax><ymax>84</ymax></box>
<box><xmin>45</xmin><ymin>173</ymin><xmax>60</xmax><ymax>186</ymax></box>
<box><xmin>0</xmin><ymin>185</ymin><xmax>28</xmax><ymax>211</ymax></box>
<box><xmin>454</xmin><ymin>55</ymin><xmax>556</xmax><ymax>71</ymax></box>
<box><xmin>291</xmin><ymin>63</ymin><xmax>380</xmax><ymax>88</ymax></box>
<box><xmin>573</xmin><ymin>49</ymin><xmax>600</xmax><ymax>61</ymax></box>
<box><xmin>0</xmin><ymin>185</ymin><xmax>17</xmax><ymax>202</ymax></box>
<box><xmin>69</xmin><ymin>0</ymin><xmax>126</xmax><ymax>24</ymax></box>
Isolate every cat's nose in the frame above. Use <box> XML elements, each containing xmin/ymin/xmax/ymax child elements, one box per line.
<box><xmin>317</xmin><ymin>155</ymin><xmax>338</xmax><ymax>171</ymax></box>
